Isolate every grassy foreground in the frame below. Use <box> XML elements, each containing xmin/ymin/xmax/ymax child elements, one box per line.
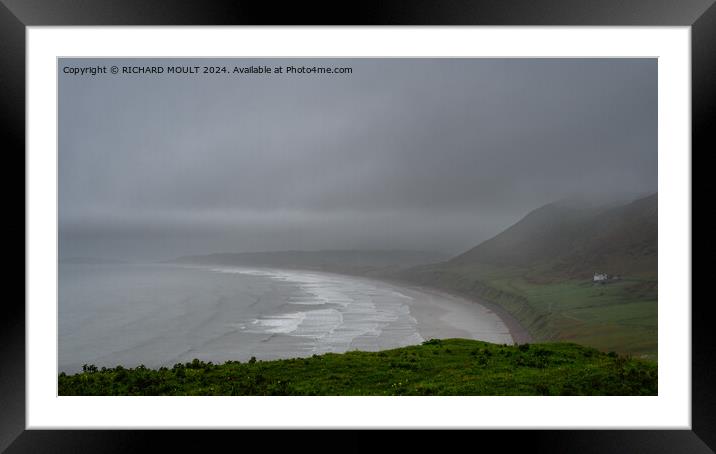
<box><xmin>58</xmin><ymin>339</ymin><xmax>657</xmax><ymax>396</ymax></box>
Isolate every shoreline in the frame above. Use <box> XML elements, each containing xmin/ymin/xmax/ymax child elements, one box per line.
<box><xmin>402</xmin><ymin>283</ymin><xmax>533</xmax><ymax>344</ymax></box>
<box><xmin>369</xmin><ymin>276</ymin><xmax>533</xmax><ymax>345</ymax></box>
<box><xmin>257</xmin><ymin>265</ymin><xmax>532</xmax><ymax>345</ymax></box>
<box><xmin>169</xmin><ymin>262</ymin><xmax>533</xmax><ymax>346</ymax></box>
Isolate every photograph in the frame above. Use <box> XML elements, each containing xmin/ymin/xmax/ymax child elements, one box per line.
<box><xmin>57</xmin><ymin>57</ymin><xmax>658</xmax><ymax>397</ymax></box>
<box><xmin>5</xmin><ymin>0</ymin><xmax>708</xmax><ymax>446</ymax></box>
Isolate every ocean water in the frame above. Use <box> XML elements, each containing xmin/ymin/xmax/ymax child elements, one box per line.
<box><xmin>58</xmin><ymin>263</ymin><xmax>511</xmax><ymax>373</ymax></box>
<box><xmin>59</xmin><ymin>264</ymin><xmax>423</xmax><ymax>372</ymax></box>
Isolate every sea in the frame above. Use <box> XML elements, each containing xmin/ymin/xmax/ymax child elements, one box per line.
<box><xmin>58</xmin><ymin>263</ymin><xmax>510</xmax><ymax>373</ymax></box>
<box><xmin>57</xmin><ymin>263</ymin><xmax>511</xmax><ymax>373</ymax></box>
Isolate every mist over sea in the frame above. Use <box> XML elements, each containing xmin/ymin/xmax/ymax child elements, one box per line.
<box><xmin>59</xmin><ymin>263</ymin><xmax>512</xmax><ymax>373</ymax></box>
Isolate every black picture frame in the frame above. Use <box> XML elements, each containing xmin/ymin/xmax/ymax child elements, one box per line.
<box><xmin>4</xmin><ymin>0</ymin><xmax>711</xmax><ymax>451</ymax></box>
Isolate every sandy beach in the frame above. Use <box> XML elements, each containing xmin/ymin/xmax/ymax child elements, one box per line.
<box><xmin>348</xmin><ymin>275</ymin><xmax>521</xmax><ymax>346</ymax></box>
<box><xmin>395</xmin><ymin>282</ymin><xmax>532</xmax><ymax>344</ymax></box>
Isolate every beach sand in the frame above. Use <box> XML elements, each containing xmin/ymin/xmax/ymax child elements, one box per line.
<box><xmin>400</xmin><ymin>284</ymin><xmax>532</xmax><ymax>344</ymax></box>
<box><xmin>347</xmin><ymin>274</ymin><xmax>527</xmax><ymax>346</ymax></box>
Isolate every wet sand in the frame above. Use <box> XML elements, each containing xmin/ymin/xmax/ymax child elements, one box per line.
<box><xmin>345</xmin><ymin>274</ymin><xmax>525</xmax><ymax>345</ymax></box>
<box><xmin>399</xmin><ymin>283</ymin><xmax>532</xmax><ymax>344</ymax></box>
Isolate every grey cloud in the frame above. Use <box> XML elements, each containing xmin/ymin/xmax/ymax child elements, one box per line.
<box><xmin>59</xmin><ymin>58</ymin><xmax>656</xmax><ymax>260</ymax></box>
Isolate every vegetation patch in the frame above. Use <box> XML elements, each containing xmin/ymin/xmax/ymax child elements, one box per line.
<box><xmin>59</xmin><ymin>339</ymin><xmax>657</xmax><ymax>396</ymax></box>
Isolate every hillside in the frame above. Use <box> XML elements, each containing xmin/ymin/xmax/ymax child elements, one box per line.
<box><xmin>451</xmin><ymin>193</ymin><xmax>657</xmax><ymax>280</ymax></box>
<box><xmin>58</xmin><ymin>339</ymin><xmax>656</xmax><ymax>396</ymax></box>
<box><xmin>392</xmin><ymin>194</ymin><xmax>658</xmax><ymax>359</ymax></box>
<box><xmin>170</xmin><ymin>249</ymin><xmax>449</xmax><ymax>276</ymax></box>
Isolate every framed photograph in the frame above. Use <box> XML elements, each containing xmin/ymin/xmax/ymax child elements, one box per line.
<box><xmin>6</xmin><ymin>0</ymin><xmax>711</xmax><ymax>450</ymax></box>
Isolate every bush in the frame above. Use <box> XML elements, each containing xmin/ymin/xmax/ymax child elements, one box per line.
<box><xmin>422</xmin><ymin>339</ymin><xmax>443</xmax><ymax>346</ymax></box>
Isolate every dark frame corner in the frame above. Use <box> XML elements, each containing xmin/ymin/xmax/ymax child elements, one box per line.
<box><xmin>3</xmin><ymin>0</ymin><xmax>711</xmax><ymax>451</ymax></box>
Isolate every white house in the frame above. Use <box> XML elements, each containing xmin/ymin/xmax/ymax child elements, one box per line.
<box><xmin>593</xmin><ymin>273</ymin><xmax>608</xmax><ymax>282</ymax></box>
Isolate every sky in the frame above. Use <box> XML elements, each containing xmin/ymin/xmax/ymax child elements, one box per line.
<box><xmin>58</xmin><ymin>58</ymin><xmax>657</xmax><ymax>261</ymax></box>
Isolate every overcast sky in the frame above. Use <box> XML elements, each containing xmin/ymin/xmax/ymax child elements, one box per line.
<box><xmin>58</xmin><ymin>58</ymin><xmax>657</xmax><ymax>261</ymax></box>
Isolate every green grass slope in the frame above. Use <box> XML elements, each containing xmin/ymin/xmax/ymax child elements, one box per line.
<box><xmin>58</xmin><ymin>339</ymin><xmax>657</xmax><ymax>396</ymax></box>
<box><xmin>392</xmin><ymin>194</ymin><xmax>658</xmax><ymax>359</ymax></box>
